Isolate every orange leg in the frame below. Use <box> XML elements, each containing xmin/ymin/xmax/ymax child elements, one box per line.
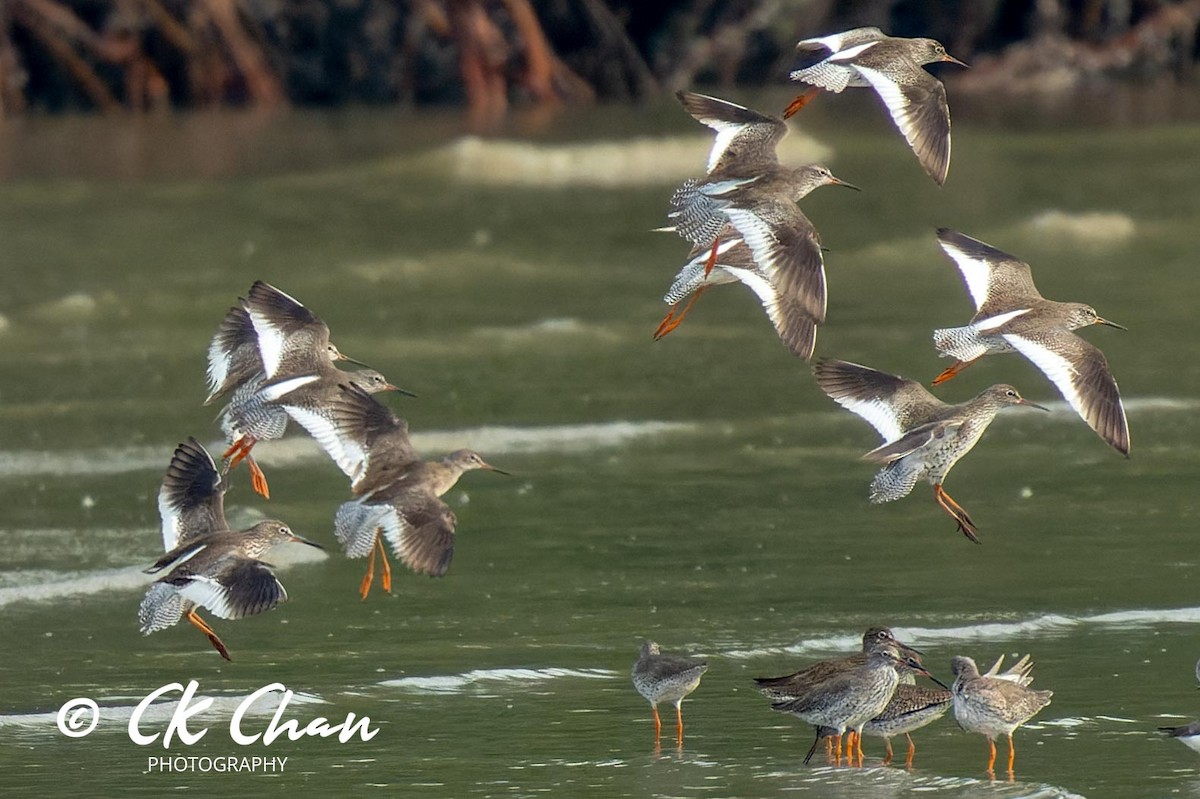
<box><xmin>702</xmin><ymin>236</ymin><xmax>720</xmax><ymax>278</ymax></box>
<box><xmin>654</xmin><ymin>285</ymin><xmax>710</xmax><ymax>340</ymax></box>
<box><xmin>675</xmin><ymin>702</ymin><xmax>684</xmax><ymax>744</ymax></box>
<box><xmin>904</xmin><ymin>733</ymin><xmax>916</xmax><ymax>768</ymax></box>
<box><xmin>377</xmin><ymin>536</ymin><xmax>393</xmax><ymax>593</ymax></box>
<box><xmin>651</xmin><ymin>704</ymin><xmax>662</xmax><ymax>744</ymax></box>
<box><xmin>854</xmin><ymin>729</ymin><xmax>865</xmax><ymax>766</ymax></box>
<box><xmin>359</xmin><ymin>538</ymin><xmax>378</xmax><ymax>600</ymax></box>
<box><xmin>222</xmin><ymin>435</ymin><xmax>256</xmax><ymax>469</ymax></box>
<box><xmin>654</xmin><ymin>306</ymin><xmax>680</xmax><ymax>339</ymax></box>
<box><xmin>186</xmin><ymin>609</ymin><xmax>231</xmax><ymax>661</ymax></box>
<box><xmin>882</xmin><ymin>736</ymin><xmax>894</xmax><ymax>766</ymax></box>
<box><xmin>782</xmin><ymin>87</ymin><xmax>820</xmax><ymax>119</ymax></box>
<box><xmin>932</xmin><ymin>357</ymin><xmax>978</xmax><ymax>385</ymax></box>
<box><xmin>934</xmin><ymin>483</ymin><xmax>979</xmax><ymax>543</ymax></box>
<box><xmin>843</xmin><ymin>731</ymin><xmax>855</xmax><ymax>766</ymax></box>
<box><xmin>246</xmin><ymin>455</ymin><xmax>270</xmax><ymax>499</ymax></box>
<box><xmin>832</xmin><ymin>732</ymin><xmax>844</xmax><ymax>767</ymax></box>
<box><xmin>985</xmin><ymin>737</ymin><xmax>997</xmax><ymax>774</ymax></box>
<box><xmin>825</xmin><ymin>734</ymin><xmax>835</xmax><ymax>764</ymax></box>
<box><xmin>1006</xmin><ymin>733</ymin><xmax>1015</xmax><ymax>774</ymax></box>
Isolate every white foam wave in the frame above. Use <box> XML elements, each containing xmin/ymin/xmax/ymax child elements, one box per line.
<box><xmin>0</xmin><ymin>447</ymin><xmax>168</xmax><ymax>478</ymax></box>
<box><xmin>0</xmin><ymin>543</ymin><xmax>324</xmax><ymax>610</ymax></box>
<box><xmin>753</xmin><ymin>767</ymin><xmax>1085</xmax><ymax>798</ymax></box>
<box><xmin>381</xmin><ymin>667</ymin><xmax>617</xmax><ymax>694</ymax></box>
<box><xmin>424</xmin><ymin>134</ymin><xmax>833</xmax><ymax>188</ymax></box>
<box><xmin>1033</xmin><ymin>397</ymin><xmax>1198</xmax><ymax>416</ymax></box>
<box><xmin>0</xmin><ymin>566</ymin><xmax>150</xmax><ymax>609</ymax></box>
<box><xmin>1022</xmin><ymin>210</ymin><xmax>1137</xmax><ymax>248</ymax></box>
<box><xmin>726</xmin><ymin>606</ymin><xmax>1200</xmax><ymax>659</ymax></box>
<box><xmin>0</xmin><ymin>421</ymin><xmax>695</xmax><ymax>479</ymax></box>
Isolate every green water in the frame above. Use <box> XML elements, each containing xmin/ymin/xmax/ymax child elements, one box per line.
<box><xmin>2</xmin><ymin>92</ymin><xmax>1199</xmax><ymax>798</ymax></box>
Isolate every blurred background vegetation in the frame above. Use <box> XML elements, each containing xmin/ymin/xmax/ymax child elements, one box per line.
<box><xmin>1</xmin><ymin>0</ymin><xmax>1198</xmax><ymax>125</ymax></box>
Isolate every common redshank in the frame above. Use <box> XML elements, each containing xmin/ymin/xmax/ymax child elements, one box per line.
<box><xmin>322</xmin><ymin>384</ymin><xmax>507</xmax><ymax>598</ymax></box>
<box><xmin>756</xmin><ymin>627</ymin><xmax>924</xmax><ymax>764</ymax></box>
<box><xmin>220</xmin><ymin>367</ymin><xmax>401</xmax><ymax>498</ymax></box>
<box><xmin>951</xmin><ymin>654</ymin><xmax>1052</xmax><ymax>776</ymax></box>
<box><xmin>206</xmin><ymin>283</ymin><xmax>361</xmax><ymax>404</ymax></box>
<box><xmin>785</xmin><ymin>29</ymin><xmax>967</xmax><ymax>185</ymax></box>
<box><xmin>755</xmin><ymin>627</ymin><xmax>923</xmax><ymax>702</ymax></box>
<box><xmin>813</xmin><ymin>358</ymin><xmax>1047</xmax><ymax>542</ymax></box>
<box><xmin>772</xmin><ymin>644</ymin><xmax>941</xmax><ymax>767</ymax></box>
<box><xmin>656</xmin><ymin>225</ymin><xmax>822</xmax><ymax>359</ymax></box>
<box><xmin>138</xmin><ymin>438</ymin><xmax>322</xmax><ymax>660</ymax></box>
<box><xmin>661</xmin><ymin>91</ymin><xmax>857</xmax><ymax>304</ymax></box>
<box><xmin>211</xmin><ymin>281</ymin><xmax>376</xmax><ymax>496</ymax></box>
<box><xmin>631</xmin><ymin>640</ymin><xmax>708</xmax><ymax>749</ymax></box>
<box><xmin>807</xmin><ymin>653</ymin><xmax>1032</xmax><ymax>767</ymax></box>
<box><xmin>931</xmin><ymin>228</ymin><xmax>1129</xmax><ymax>456</ymax></box>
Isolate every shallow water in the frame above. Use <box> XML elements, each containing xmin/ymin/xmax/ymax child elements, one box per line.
<box><xmin>2</xmin><ymin>90</ymin><xmax>1199</xmax><ymax>797</ymax></box>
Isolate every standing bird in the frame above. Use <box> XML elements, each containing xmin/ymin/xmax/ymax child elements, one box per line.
<box><xmin>813</xmin><ymin>359</ymin><xmax>1046</xmax><ymax>541</ymax></box>
<box><xmin>951</xmin><ymin>655</ymin><xmax>1052</xmax><ymax>776</ymax></box>
<box><xmin>755</xmin><ymin>626</ymin><xmax>923</xmax><ymax>702</ymax></box>
<box><xmin>857</xmin><ymin>683</ymin><xmax>952</xmax><ymax>767</ymax></box>
<box><xmin>755</xmin><ymin>626</ymin><xmax>925</xmax><ymax>765</ymax></box>
<box><xmin>658</xmin><ymin>92</ymin><xmax>857</xmax><ymax>343</ymax></box>
<box><xmin>931</xmin><ymin>228</ymin><xmax>1129</xmax><ymax>456</ymax></box>
<box><xmin>785</xmin><ymin>29</ymin><xmax>967</xmax><ymax>185</ymax></box>
<box><xmin>631</xmin><ymin>640</ymin><xmax>708</xmax><ymax>748</ymax></box>
<box><xmin>772</xmin><ymin>645</ymin><xmax>941</xmax><ymax>767</ymax></box>
<box><xmin>312</xmin><ymin>384</ymin><xmax>507</xmax><ymax>599</ymax></box>
<box><xmin>852</xmin><ymin>653</ymin><xmax>1034</xmax><ymax>768</ymax></box>
<box><xmin>137</xmin><ymin>438</ymin><xmax>322</xmax><ymax>660</ymax></box>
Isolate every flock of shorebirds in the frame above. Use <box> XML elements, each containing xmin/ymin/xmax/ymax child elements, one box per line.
<box><xmin>653</xmin><ymin>27</ymin><xmax>1129</xmax><ymax>542</ymax></box>
<box><xmin>634</xmin><ymin>628</ymin><xmax>1052</xmax><ymax>776</ymax></box>
<box><xmin>637</xmin><ymin>25</ymin><xmax>1141</xmax><ymax>778</ymax></box>
<box><xmin>137</xmin><ymin>280</ymin><xmax>506</xmax><ymax>661</ymax></box>
<box><xmin>127</xmin><ymin>24</ymin><xmax>1158</xmax><ymax>782</ymax></box>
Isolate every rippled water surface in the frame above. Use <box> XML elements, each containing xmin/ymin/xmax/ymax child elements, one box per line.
<box><xmin>2</xmin><ymin>92</ymin><xmax>1200</xmax><ymax>798</ymax></box>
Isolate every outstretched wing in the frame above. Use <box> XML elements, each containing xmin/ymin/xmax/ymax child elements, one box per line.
<box><xmin>169</xmin><ymin>557</ymin><xmax>288</xmax><ymax>620</ymax></box>
<box><xmin>813</xmin><ymin>359</ymin><xmax>946</xmax><ymax>443</ymax></box>
<box><xmin>675</xmin><ymin>91</ymin><xmax>786</xmax><ymax>176</ymax></box>
<box><xmin>852</xmin><ymin>62</ymin><xmax>951</xmax><ymax>185</ymax></box>
<box><xmin>205</xmin><ymin>304</ymin><xmax>263</xmax><ymax>404</ymax></box>
<box><xmin>158</xmin><ymin>438</ymin><xmax>228</xmax><ymax>550</ymax></box>
<box><xmin>1003</xmin><ymin>329</ymin><xmax>1129</xmax><ymax>455</ymax></box>
<box><xmin>374</xmin><ymin>488</ymin><xmax>458</xmax><ymax>577</ymax></box>
<box><xmin>243</xmin><ymin>281</ymin><xmax>332</xmax><ymax>378</ymax></box>
<box><xmin>326</xmin><ymin>383</ymin><xmax>419</xmax><ymax>493</ymax></box>
<box><xmin>936</xmin><ymin>229</ymin><xmax>1042</xmax><ymax>317</ymax></box>
<box><xmin>725</xmin><ymin>199</ymin><xmax>827</xmax><ymax>323</ymax></box>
